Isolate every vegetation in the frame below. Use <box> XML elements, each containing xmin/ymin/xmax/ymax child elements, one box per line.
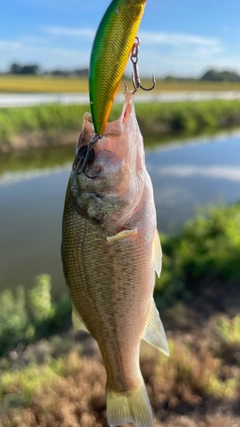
<box><xmin>212</xmin><ymin>314</ymin><xmax>240</xmax><ymax>345</ymax></box>
<box><xmin>0</xmin><ymin>103</ymin><xmax>88</xmax><ymax>144</ymax></box>
<box><xmin>0</xmin><ymin>203</ymin><xmax>239</xmax><ymax>356</ymax></box>
<box><xmin>9</xmin><ymin>63</ymin><xmax>40</xmax><ymax>76</ymax></box>
<box><xmin>1</xmin><ymin>99</ymin><xmax>240</xmax><ymax>148</ymax></box>
<box><xmin>0</xmin><ymin>275</ymin><xmax>70</xmax><ymax>357</ymax></box>
<box><xmin>1</xmin><ymin>338</ymin><xmax>239</xmax><ymax>427</ymax></box>
<box><xmin>1</xmin><ymin>203</ymin><xmax>240</xmax><ymax>426</ymax></box>
<box><xmin>201</xmin><ymin>69</ymin><xmax>240</xmax><ymax>82</ymax></box>
<box><xmin>155</xmin><ymin>202</ymin><xmax>240</xmax><ymax>308</ymax></box>
<box><xmin>7</xmin><ymin>63</ymin><xmax>88</xmax><ymax>77</ymax></box>
<box><xmin>2</xmin><ymin>74</ymin><xmax>240</xmax><ymax>93</ymax></box>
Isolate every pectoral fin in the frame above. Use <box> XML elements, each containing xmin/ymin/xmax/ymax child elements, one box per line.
<box><xmin>107</xmin><ymin>228</ymin><xmax>138</xmax><ymax>243</ymax></box>
<box><xmin>142</xmin><ymin>299</ymin><xmax>169</xmax><ymax>356</ymax></box>
<box><xmin>72</xmin><ymin>303</ymin><xmax>89</xmax><ymax>333</ymax></box>
<box><xmin>152</xmin><ymin>228</ymin><xmax>162</xmax><ymax>277</ymax></box>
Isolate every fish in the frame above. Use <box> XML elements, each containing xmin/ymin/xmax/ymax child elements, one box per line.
<box><xmin>61</xmin><ymin>90</ymin><xmax>169</xmax><ymax>427</ymax></box>
<box><xmin>89</xmin><ymin>0</ymin><xmax>147</xmax><ymax>136</ymax></box>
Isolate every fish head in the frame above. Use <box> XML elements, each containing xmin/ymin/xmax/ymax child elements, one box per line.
<box><xmin>71</xmin><ymin>91</ymin><xmax>146</xmax><ymax>228</ymax></box>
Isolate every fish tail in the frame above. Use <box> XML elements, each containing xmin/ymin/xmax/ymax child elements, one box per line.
<box><xmin>106</xmin><ymin>381</ymin><xmax>153</xmax><ymax>427</ymax></box>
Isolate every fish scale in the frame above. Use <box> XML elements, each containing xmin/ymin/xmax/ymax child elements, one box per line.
<box><xmin>89</xmin><ymin>0</ymin><xmax>147</xmax><ymax>135</ymax></box>
<box><xmin>63</xmin><ymin>192</ymin><xmax>147</xmax><ymax>389</ymax></box>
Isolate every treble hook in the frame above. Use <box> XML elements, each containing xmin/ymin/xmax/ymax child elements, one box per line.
<box><xmin>130</xmin><ymin>37</ymin><xmax>156</xmax><ymax>93</ymax></box>
<box><xmin>72</xmin><ymin>134</ymin><xmax>102</xmax><ymax>175</ymax></box>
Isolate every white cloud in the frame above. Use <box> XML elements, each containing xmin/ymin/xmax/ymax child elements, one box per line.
<box><xmin>0</xmin><ymin>40</ymin><xmax>22</xmax><ymax>50</ymax></box>
<box><xmin>0</xmin><ymin>27</ymin><xmax>239</xmax><ymax>77</ymax></box>
<box><xmin>139</xmin><ymin>31</ymin><xmax>221</xmax><ymax>48</ymax></box>
<box><xmin>43</xmin><ymin>26</ymin><xmax>95</xmax><ymax>39</ymax></box>
<box><xmin>43</xmin><ymin>26</ymin><xmax>221</xmax><ymax>50</ymax></box>
<box><xmin>156</xmin><ymin>165</ymin><xmax>240</xmax><ymax>182</ymax></box>
<box><xmin>0</xmin><ymin>39</ymin><xmax>90</xmax><ymax>71</ymax></box>
<box><xmin>20</xmin><ymin>35</ymin><xmax>48</xmax><ymax>45</ymax></box>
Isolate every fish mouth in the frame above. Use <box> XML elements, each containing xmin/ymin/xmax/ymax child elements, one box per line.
<box><xmin>74</xmin><ymin>91</ymin><xmax>135</xmax><ymax>179</ymax></box>
<box><xmin>103</xmin><ymin>90</ymin><xmax>134</xmax><ymax>136</ymax></box>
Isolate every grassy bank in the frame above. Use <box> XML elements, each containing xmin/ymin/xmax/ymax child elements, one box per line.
<box><xmin>155</xmin><ymin>202</ymin><xmax>240</xmax><ymax>308</ymax></box>
<box><xmin>1</xmin><ymin>203</ymin><xmax>240</xmax><ymax>427</ymax></box>
<box><xmin>1</xmin><ymin>99</ymin><xmax>240</xmax><ymax>149</ymax></box>
<box><xmin>2</xmin><ymin>75</ymin><xmax>240</xmax><ymax>93</ymax></box>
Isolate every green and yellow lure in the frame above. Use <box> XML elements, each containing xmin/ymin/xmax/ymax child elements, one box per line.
<box><xmin>89</xmin><ymin>0</ymin><xmax>147</xmax><ymax>135</ymax></box>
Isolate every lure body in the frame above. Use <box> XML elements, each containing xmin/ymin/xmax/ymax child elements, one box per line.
<box><xmin>89</xmin><ymin>0</ymin><xmax>147</xmax><ymax>135</ymax></box>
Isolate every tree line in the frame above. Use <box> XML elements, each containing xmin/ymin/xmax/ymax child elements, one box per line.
<box><xmin>3</xmin><ymin>63</ymin><xmax>240</xmax><ymax>82</ymax></box>
<box><xmin>5</xmin><ymin>63</ymin><xmax>88</xmax><ymax>77</ymax></box>
<box><xmin>163</xmin><ymin>69</ymin><xmax>240</xmax><ymax>82</ymax></box>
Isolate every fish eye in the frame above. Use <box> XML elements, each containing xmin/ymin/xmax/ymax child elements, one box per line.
<box><xmin>76</xmin><ymin>145</ymin><xmax>95</xmax><ymax>166</ymax></box>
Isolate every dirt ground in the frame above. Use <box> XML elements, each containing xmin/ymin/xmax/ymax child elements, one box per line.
<box><xmin>1</xmin><ymin>279</ymin><xmax>240</xmax><ymax>427</ymax></box>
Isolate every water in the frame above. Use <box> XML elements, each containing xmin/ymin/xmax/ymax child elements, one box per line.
<box><xmin>0</xmin><ymin>130</ymin><xmax>240</xmax><ymax>294</ymax></box>
<box><xmin>1</xmin><ymin>91</ymin><xmax>240</xmax><ymax>108</ymax></box>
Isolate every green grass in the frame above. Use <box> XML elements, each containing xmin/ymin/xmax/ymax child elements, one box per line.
<box><xmin>212</xmin><ymin>314</ymin><xmax>240</xmax><ymax>344</ymax></box>
<box><xmin>0</xmin><ymin>103</ymin><xmax>88</xmax><ymax>143</ymax></box>
<box><xmin>0</xmin><ymin>275</ymin><xmax>71</xmax><ymax>357</ymax></box>
<box><xmin>0</xmin><ymin>358</ymin><xmax>66</xmax><ymax>406</ymax></box>
<box><xmin>155</xmin><ymin>202</ymin><xmax>240</xmax><ymax>308</ymax></box>
<box><xmin>1</xmin><ymin>99</ymin><xmax>240</xmax><ymax>145</ymax></box>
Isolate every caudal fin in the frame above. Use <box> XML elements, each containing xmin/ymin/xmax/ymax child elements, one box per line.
<box><xmin>106</xmin><ymin>382</ymin><xmax>153</xmax><ymax>427</ymax></box>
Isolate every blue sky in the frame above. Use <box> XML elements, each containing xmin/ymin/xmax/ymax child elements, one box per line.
<box><xmin>0</xmin><ymin>0</ymin><xmax>239</xmax><ymax>77</ymax></box>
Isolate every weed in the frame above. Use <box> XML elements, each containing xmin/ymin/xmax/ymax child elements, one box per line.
<box><xmin>1</xmin><ymin>99</ymin><xmax>240</xmax><ymax>145</ymax></box>
<box><xmin>212</xmin><ymin>315</ymin><xmax>240</xmax><ymax>345</ymax></box>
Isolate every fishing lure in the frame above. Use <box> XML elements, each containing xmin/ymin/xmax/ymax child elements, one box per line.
<box><xmin>89</xmin><ymin>0</ymin><xmax>147</xmax><ymax>136</ymax></box>
<box><xmin>73</xmin><ymin>0</ymin><xmax>155</xmax><ymax>176</ymax></box>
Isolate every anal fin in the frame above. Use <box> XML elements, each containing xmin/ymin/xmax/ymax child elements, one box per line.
<box><xmin>72</xmin><ymin>303</ymin><xmax>89</xmax><ymax>333</ymax></box>
<box><xmin>142</xmin><ymin>299</ymin><xmax>169</xmax><ymax>356</ymax></box>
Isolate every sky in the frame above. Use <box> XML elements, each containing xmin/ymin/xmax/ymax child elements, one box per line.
<box><xmin>0</xmin><ymin>0</ymin><xmax>239</xmax><ymax>77</ymax></box>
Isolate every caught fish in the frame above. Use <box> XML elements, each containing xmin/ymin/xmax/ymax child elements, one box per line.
<box><xmin>89</xmin><ymin>0</ymin><xmax>147</xmax><ymax>135</ymax></box>
<box><xmin>61</xmin><ymin>91</ymin><xmax>169</xmax><ymax>427</ymax></box>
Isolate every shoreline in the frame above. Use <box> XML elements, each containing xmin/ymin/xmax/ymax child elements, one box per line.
<box><xmin>0</xmin><ymin>130</ymin><xmax>80</xmax><ymax>153</ymax></box>
<box><xmin>1</xmin><ymin>98</ymin><xmax>240</xmax><ymax>153</ymax></box>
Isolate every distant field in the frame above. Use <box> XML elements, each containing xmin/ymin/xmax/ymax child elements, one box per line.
<box><xmin>1</xmin><ymin>75</ymin><xmax>240</xmax><ymax>93</ymax></box>
<box><xmin>0</xmin><ymin>75</ymin><xmax>89</xmax><ymax>93</ymax></box>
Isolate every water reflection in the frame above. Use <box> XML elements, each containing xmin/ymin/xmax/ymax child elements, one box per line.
<box><xmin>155</xmin><ymin>165</ymin><xmax>240</xmax><ymax>181</ymax></box>
<box><xmin>148</xmin><ymin>131</ymin><xmax>240</xmax><ymax>233</ymax></box>
<box><xmin>0</xmin><ymin>130</ymin><xmax>239</xmax><ymax>293</ymax></box>
<box><xmin>0</xmin><ymin>164</ymin><xmax>70</xmax><ymax>187</ymax></box>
